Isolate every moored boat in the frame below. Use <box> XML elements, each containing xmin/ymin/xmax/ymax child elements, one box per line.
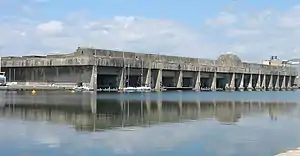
<box><xmin>121</xmin><ymin>86</ymin><xmax>152</xmax><ymax>93</ymax></box>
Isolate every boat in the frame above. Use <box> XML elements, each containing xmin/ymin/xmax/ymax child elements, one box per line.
<box><xmin>120</xmin><ymin>56</ymin><xmax>152</xmax><ymax>93</ymax></box>
<box><xmin>224</xmin><ymin>83</ymin><xmax>230</xmax><ymax>91</ymax></box>
<box><xmin>122</xmin><ymin>87</ymin><xmax>136</xmax><ymax>93</ymax></box>
<box><xmin>136</xmin><ymin>86</ymin><xmax>152</xmax><ymax>92</ymax></box>
<box><xmin>121</xmin><ymin>86</ymin><xmax>152</xmax><ymax>93</ymax></box>
<box><xmin>0</xmin><ymin>72</ymin><xmax>7</xmax><ymax>86</ymax></box>
<box><xmin>72</xmin><ymin>86</ymin><xmax>90</xmax><ymax>92</ymax></box>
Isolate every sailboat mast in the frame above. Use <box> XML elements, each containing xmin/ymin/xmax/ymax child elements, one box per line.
<box><xmin>141</xmin><ymin>57</ymin><xmax>143</xmax><ymax>87</ymax></box>
<box><xmin>127</xmin><ymin>64</ymin><xmax>130</xmax><ymax>87</ymax></box>
<box><xmin>123</xmin><ymin>51</ymin><xmax>126</xmax><ymax>88</ymax></box>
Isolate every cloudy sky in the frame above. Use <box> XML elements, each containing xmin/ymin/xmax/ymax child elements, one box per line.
<box><xmin>0</xmin><ymin>0</ymin><xmax>300</xmax><ymax>62</ymax></box>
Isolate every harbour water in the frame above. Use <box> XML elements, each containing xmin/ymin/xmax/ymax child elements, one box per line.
<box><xmin>0</xmin><ymin>91</ymin><xmax>300</xmax><ymax>156</ymax></box>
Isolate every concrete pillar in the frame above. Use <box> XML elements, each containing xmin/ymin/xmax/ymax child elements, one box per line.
<box><xmin>238</xmin><ymin>73</ymin><xmax>244</xmax><ymax>91</ymax></box>
<box><xmin>89</xmin><ymin>65</ymin><xmax>98</xmax><ymax>90</ymax></box>
<box><xmin>56</xmin><ymin>67</ymin><xmax>59</xmax><ymax>77</ymax></box>
<box><xmin>247</xmin><ymin>74</ymin><xmax>253</xmax><ymax>91</ymax></box>
<box><xmin>281</xmin><ymin>75</ymin><xmax>286</xmax><ymax>91</ymax></box>
<box><xmin>291</xmin><ymin>76</ymin><xmax>297</xmax><ymax>89</ymax></box>
<box><xmin>275</xmin><ymin>74</ymin><xmax>280</xmax><ymax>91</ymax></box>
<box><xmin>287</xmin><ymin>75</ymin><xmax>292</xmax><ymax>90</ymax></box>
<box><xmin>42</xmin><ymin>68</ymin><xmax>46</xmax><ymax>82</ymax></box>
<box><xmin>145</xmin><ymin>68</ymin><xmax>152</xmax><ymax>87</ymax></box>
<box><xmin>155</xmin><ymin>69</ymin><xmax>163</xmax><ymax>91</ymax></box>
<box><xmin>118</xmin><ymin>68</ymin><xmax>125</xmax><ymax>90</ymax></box>
<box><xmin>255</xmin><ymin>74</ymin><xmax>261</xmax><ymax>91</ymax></box>
<box><xmin>31</xmin><ymin>69</ymin><xmax>35</xmax><ymax>81</ymax></box>
<box><xmin>176</xmin><ymin>70</ymin><xmax>183</xmax><ymax>88</ymax></box>
<box><xmin>229</xmin><ymin>73</ymin><xmax>235</xmax><ymax>91</ymax></box>
<box><xmin>211</xmin><ymin>72</ymin><xmax>217</xmax><ymax>91</ymax></box>
<box><xmin>261</xmin><ymin>74</ymin><xmax>266</xmax><ymax>91</ymax></box>
<box><xmin>12</xmin><ymin>68</ymin><xmax>15</xmax><ymax>82</ymax></box>
<box><xmin>268</xmin><ymin>74</ymin><xmax>273</xmax><ymax>91</ymax></box>
<box><xmin>194</xmin><ymin>71</ymin><xmax>201</xmax><ymax>91</ymax></box>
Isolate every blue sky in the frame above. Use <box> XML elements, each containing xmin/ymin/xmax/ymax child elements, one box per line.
<box><xmin>2</xmin><ymin>0</ymin><xmax>299</xmax><ymax>25</ymax></box>
<box><xmin>0</xmin><ymin>0</ymin><xmax>300</xmax><ymax>62</ymax></box>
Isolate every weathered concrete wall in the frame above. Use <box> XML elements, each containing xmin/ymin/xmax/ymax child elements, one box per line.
<box><xmin>75</xmin><ymin>47</ymin><xmax>297</xmax><ymax>75</ymax></box>
<box><xmin>2</xmin><ymin>66</ymin><xmax>92</xmax><ymax>83</ymax></box>
<box><xmin>2</xmin><ymin>56</ymin><xmax>295</xmax><ymax>76</ymax></box>
<box><xmin>2</xmin><ymin>56</ymin><xmax>94</xmax><ymax>67</ymax></box>
<box><xmin>296</xmin><ymin>77</ymin><xmax>300</xmax><ymax>86</ymax></box>
<box><xmin>0</xmin><ymin>47</ymin><xmax>297</xmax><ymax>76</ymax></box>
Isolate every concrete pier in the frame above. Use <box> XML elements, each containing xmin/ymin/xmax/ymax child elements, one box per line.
<box><xmin>0</xmin><ymin>47</ymin><xmax>298</xmax><ymax>91</ymax></box>
<box><xmin>261</xmin><ymin>74</ymin><xmax>266</xmax><ymax>91</ymax></box>
<box><xmin>238</xmin><ymin>73</ymin><xmax>244</xmax><ymax>91</ymax></box>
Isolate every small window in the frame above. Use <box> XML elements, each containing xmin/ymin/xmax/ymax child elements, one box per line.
<box><xmin>81</xmin><ymin>51</ymin><xmax>83</xmax><ymax>55</ymax></box>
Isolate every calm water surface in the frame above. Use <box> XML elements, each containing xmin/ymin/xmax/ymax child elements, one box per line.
<box><xmin>0</xmin><ymin>91</ymin><xmax>300</xmax><ymax>156</ymax></box>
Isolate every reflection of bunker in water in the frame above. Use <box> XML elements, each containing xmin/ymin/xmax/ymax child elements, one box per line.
<box><xmin>214</xmin><ymin>101</ymin><xmax>242</xmax><ymax>124</ymax></box>
<box><xmin>0</xmin><ymin>96</ymin><xmax>298</xmax><ymax>132</ymax></box>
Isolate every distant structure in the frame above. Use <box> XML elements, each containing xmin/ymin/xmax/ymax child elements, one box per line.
<box><xmin>262</xmin><ymin>56</ymin><xmax>287</xmax><ymax>66</ymax></box>
<box><xmin>262</xmin><ymin>56</ymin><xmax>299</xmax><ymax>87</ymax></box>
<box><xmin>287</xmin><ymin>58</ymin><xmax>300</xmax><ymax>87</ymax></box>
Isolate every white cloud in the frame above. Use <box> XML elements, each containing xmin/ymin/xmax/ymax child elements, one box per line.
<box><xmin>1</xmin><ymin>5</ymin><xmax>300</xmax><ymax>62</ymax></box>
<box><xmin>205</xmin><ymin>6</ymin><xmax>300</xmax><ymax>61</ymax></box>
<box><xmin>226</xmin><ymin>29</ymin><xmax>261</xmax><ymax>37</ymax></box>
<box><xmin>205</xmin><ymin>12</ymin><xmax>237</xmax><ymax>27</ymax></box>
<box><xmin>277</xmin><ymin>5</ymin><xmax>300</xmax><ymax>29</ymax></box>
<box><xmin>36</xmin><ymin>20</ymin><xmax>64</xmax><ymax>36</ymax></box>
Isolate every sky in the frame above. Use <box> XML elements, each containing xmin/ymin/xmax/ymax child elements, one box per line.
<box><xmin>0</xmin><ymin>0</ymin><xmax>300</xmax><ymax>62</ymax></box>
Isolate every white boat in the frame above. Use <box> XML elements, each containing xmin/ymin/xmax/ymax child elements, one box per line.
<box><xmin>0</xmin><ymin>72</ymin><xmax>7</xmax><ymax>86</ymax></box>
<box><xmin>72</xmin><ymin>86</ymin><xmax>91</xmax><ymax>92</ymax></box>
<box><xmin>120</xmin><ymin>56</ymin><xmax>152</xmax><ymax>93</ymax></box>
<box><xmin>122</xmin><ymin>87</ymin><xmax>136</xmax><ymax>93</ymax></box>
<box><xmin>136</xmin><ymin>86</ymin><xmax>152</xmax><ymax>92</ymax></box>
<box><xmin>121</xmin><ymin>86</ymin><xmax>152</xmax><ymax>93</ymax></box>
